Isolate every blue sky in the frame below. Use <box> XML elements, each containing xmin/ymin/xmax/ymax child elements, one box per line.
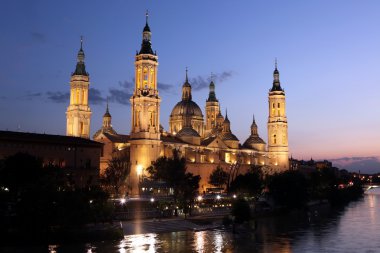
<box><xmin>1</xmin><ymin>1</ymin><xmax>379</xmax><ymax>172</ymax></box>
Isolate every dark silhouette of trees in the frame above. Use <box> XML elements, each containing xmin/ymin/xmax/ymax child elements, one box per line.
<box><xmin>0</xmin><ymin>153</ymin><xmax>113</xmax><ymax>243</ymax></box>
<box><xmin>267</xmin><ymin>170</ymin><xmax>309</xmax><ymax>209</ymax></box>
<box><xmin>208</xmin><ymin>166</ymin><xmax>228</xmax><ymax>189</ymax></box>
<box><xmin>147</xmin><ymin>150</ymin><xmax>200</xmax><ymax>217</ymax></box>
<box><xmin>101</xmin><ymin>153</ymin><xmax>131</xmax><ymax>197</ymax></box>
<box><xmin>229</xmin><ymin>168</ymin><xmax>263</xmax><ymax>197</ymax></box>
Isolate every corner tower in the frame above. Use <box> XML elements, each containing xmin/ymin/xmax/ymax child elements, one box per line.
<box><xmin>66</xmin><ymin>37</ymin><xmax>91</xmax><ymax>139</ymax></box>
<box><xmin>129</xmin><ymin>13</ymin><xmax>161</xmax><ymax>196</ymax></box>
<box><xmin>267</xmin><ymin>60</ymin><xmax>289</xmax><ymax>170</ymax></box>
<box><xmin>205</xmin><ymin>77</ymin><xmax>220</xmax><ymax>134</ymax></box>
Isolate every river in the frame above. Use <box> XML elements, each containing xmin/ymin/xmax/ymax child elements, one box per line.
<box><xmin>3</xmin><ymin>188</ymin><xmax>380</xmax><ymax>252</ymax></box>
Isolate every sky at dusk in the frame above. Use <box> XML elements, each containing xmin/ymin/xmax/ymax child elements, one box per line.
<box><xmin>0</xmin><ymin>1</ymin><xmax>379</xmax><ymax>172</ymax></box>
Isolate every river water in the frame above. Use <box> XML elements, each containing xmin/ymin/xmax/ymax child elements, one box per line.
<box><xmin>4</xmin><ymin>188</ymin><xmax>380</xmax><ymax>253</ymax></box>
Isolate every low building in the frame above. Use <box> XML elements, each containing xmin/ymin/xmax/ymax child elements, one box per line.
<box><xmin>0</xmin><ymin>130</ymin><xmax>103</xmax><ymax>188</ymax></box>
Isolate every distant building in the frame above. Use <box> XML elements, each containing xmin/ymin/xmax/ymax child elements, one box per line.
<box><xmin>0</xmin><ymin>131</ymin><xmax>102</xmax><ymax>188</ymax></box>
<box><xmin>90</xmin><ymin>14</ymin><xmax>290</xmax><ymax>196</ymax></box>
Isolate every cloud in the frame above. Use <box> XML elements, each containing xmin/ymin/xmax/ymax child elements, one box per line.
<box><xmin>118</xmin><ymin>80</ymin><xmax>134</xmax><ymax>90</ymax></box>
<box><xmin>46</xmin><ymin>91</ymin><xmax>70</xmax><ymax>103</ymax></box>
<box><xmin>331</xmin><ymin>156</ymin><xmax>380</xmax><ymax>174</ymax></box>
<box><xmin>108</xmin><ymin>88</ymin><xmax>132</xmax><ymax>106</ymax></box>
<box><xmin>30</xmin><ymin>32</ymin><xmax>46</xmax><ymax>43</ymax></box>
<box><xmin>189</xmin><ymin>70</ymin><xmax>234</xmax><ymax>91</ymax></box>
<box><xmin>89</xmin><ymin>88</ymin><xmax>105</xmax><ymax>105</ymax></box>
<box><xmin>158</xmin><ymin>82</ymin><xmax>174</xmax><ymax>93</ymax></box>
<box><xmin>217</xmin><ymin>71</ymin><xmax>233</xmax><ymax>82</ymax></box>
<box><xmin>19</xmin><ymin>91</ymin><xmax>43</xmax><ymax>100</ymax></box>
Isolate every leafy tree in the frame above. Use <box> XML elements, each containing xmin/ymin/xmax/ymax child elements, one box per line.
<box><xmin>229</xmin><ymin>168</ymin><xmax>263</xmax><ymax>197</ymax></box>
<box><xmin>180</xmin><ymin>173</ymin><xmax>201</xmax><ymax>217</ymax></box>
<box><xmin>208</xmin><ymin>166</ymin><xmax>228</xmax><ymax>189</ymax></box>
<box><xmin>267</xmin><ymin>170</ymin><xmax>309</xmax><ymax>209</ymax></box>
<box><xmin>147</xmin><ymin>150</ymin><xmax>200</xmax><ymax>216</ymax></box>
<box><xmin>101</xmin><ymin>154</ymin><xmax>131</xmax><ymax>198</ymax></box>
<box><xmin>147</xmin><ymin>150</ymin><xmax>187</xmax><ymax>198</ymax></box>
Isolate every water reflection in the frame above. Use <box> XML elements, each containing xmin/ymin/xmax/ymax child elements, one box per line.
<box><xmin>7</xmin><ymin>189</ymin><xmax>380</xmax><ymax>253</ymax></box>
<box><xmin>119</xmin><ymin>233</ymin><xmax>158</xmax><ymax>253</ymax></box>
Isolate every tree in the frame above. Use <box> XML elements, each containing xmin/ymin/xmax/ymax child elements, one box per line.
<box><xmin>146</xmin><ymin>150</ymin><xmax>187</xmax><ymax>197</ymax></box>
<box><xmin>180</xmin><ymin>173</ymin><xmax>201</xmax><ymax>217</ymax></box>
<box><xmin>267</xmin><ymin>170</ymin><xmax>309</xmax><ymax>209</ymax></box>
<box><xmin>101</xmin><ymin>154</ymin><xmax>130</xmax><ymax>198</ymax></box>
<box><xmin>208</xmin><ymin>166</ymin><xmax>228</xmax><ymax>189</ymax></box>
<box><xmin>229</xmin><ymin>169</ymin><xmax>263</xmax><ymax>197</ymax></box>
<box><xmin>147</xmin><ymin>150</ymin><xmax>200</xmax><ymax>217</ymax></box>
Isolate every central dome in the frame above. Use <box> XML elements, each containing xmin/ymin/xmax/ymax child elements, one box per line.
<box><xmin>170</xmin><ymin>100</ymin><xmax>203</xmax><ymax>118</ymax></box>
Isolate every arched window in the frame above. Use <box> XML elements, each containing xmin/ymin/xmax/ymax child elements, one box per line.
<box><xmin>76</xmin><ymin>90</ymin><xmax>80</xmax><ymax>104</ymax></box>
<box><xmin>273</xmin><ymin>134</ymin><xmax>277</xmax><ymax>144</ymax></box>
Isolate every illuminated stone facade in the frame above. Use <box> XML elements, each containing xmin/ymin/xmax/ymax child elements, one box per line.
<box><xmin>66</xmin><ymin>38</ymin><xmax>92</xmax><ymax>139</ymax></box>
<box><xmin>267</xmin><ymin>60</ymin><xmax>289</xmax><ymax>170</ymax></box>
<box><xmin>93</xmin><ymin>15</ymin><xmax>290</xmax><ymax>196</ymax></box>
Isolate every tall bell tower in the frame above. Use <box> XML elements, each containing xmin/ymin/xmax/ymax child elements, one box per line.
<box><xmin>205</xmin><ymin>77</ymin><xmax>220</xmax><ymax>135</ymax></box>
<box><xmin>129</xmin><ymin>12</ymin><xmax>162</xmax><ymax>196</ymax></box>
<box><xmin>66</xmin><ymin>37</ymin><xmax>91</xmax><ymax>139</ymax></box>
<box><xmin>267</xmin><ymin>60</ymin><xmax>289</xmax><ymax>170</ymax></box>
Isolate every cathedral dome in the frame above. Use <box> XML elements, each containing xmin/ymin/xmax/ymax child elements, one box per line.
<box><xmin>170</xmin><ymin>100</ymin><xmax>203</xmax><ymax>119</ymax></box>
<box><xmin>243</xmin><ymin>136</ymin><xmax>265</xmax><ymax>147</ymax></box>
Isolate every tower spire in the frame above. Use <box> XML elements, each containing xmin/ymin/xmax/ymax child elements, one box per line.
<box><xmin>139</xmin><ymin>12</ymin><xmax>153</xmax><ymax>54</ymax></box>
<box><xmin>73</xmin><ymin>36</ymin><xmax>87</xmax><ymax>76</ymax></box>
<box><xmin>271</xmin><ymin>58</ymin><xmax>283</xmax><ymax>92</ymax></box>
<box><xmin>182</xmin><ymin>67</ymin><xmax>192</xmax><ymax>100</ymax></box>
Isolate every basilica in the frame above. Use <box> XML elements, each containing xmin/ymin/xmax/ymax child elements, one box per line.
<box><xmin>66</xmin><ymin>15</ymin><xmax>289</xmax><ymax>196</ymax></box>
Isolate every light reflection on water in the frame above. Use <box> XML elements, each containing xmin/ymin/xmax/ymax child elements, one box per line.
<box><xmin>3</xmin><ymin>189</ymin><xmax>380</xmax><ymax>253</ymax></box>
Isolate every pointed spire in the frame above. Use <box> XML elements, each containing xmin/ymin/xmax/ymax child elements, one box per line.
<box><xmin>271</xmin><ymin>58</ymin><xmax>283</xmax><ymax>92</ymax></box>
<box><xmin>104</xmin><ymin>98</ymin><xmax>111</xmax><ymax>118</ymax></box>
<box><xmin>224</xmin><ymin>108</ymin><xmax>230</xmax><ymax>123</ymax></box>
<box><xmin>207</xmin><ymin>74</ymin><xmax>218</xmax><ymax>102</ymax></box>
<box><xmin>73</xmin><ymin>36</ymin><xmax>88</xmax><ymax>76</ymax></box>
<box><xmin>143</xmin><ymin>10</ymin><xmax>151</xmax><ymax>32</ymax></box>
<box><xmin>182</xmin><ymin>67</ymin><xmax>192</xmax><ymax>100</ymax></box>
<box><xmin>185</xmin><ymin>67</ymin><xmax>189</xmax><ymax>83</ymax></box>
<box><xmin>139</xmin><ymin>12</ymin><xmax>153</xmax><ymax>54</ymax></box>
<box><xmin>275</xmin><ymin>57</ymin><xmax>278</xmax><ymax>70</ymax></box>
<box><xmin>252</xmin><ymin>113</ymin><xmax>256</xmax><ymax>123</ymax></box>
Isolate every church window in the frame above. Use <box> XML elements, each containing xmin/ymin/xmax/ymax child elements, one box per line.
<box><xmin>76</xmin><ymin>90</ymin><xmax>80</xmax><ymax>104</ymax></box>
<box><xmin>149</xmin><ymin>111</ymin><xmax>153</xmax><ymax>126</ymax></box>
<box><xmin>278</xmin><ymin>103</ymin><xmax>280</xmax><ymax>108</ymax></box>
<box><xmin>225</xmin><ymin>153</ymin><xmax>231</xmax><ymax>163</ymax></box>
<box><xmin>273</xmin><ymin>134</ymin><xmax>277</xmax><ymax>144</ymax></box>
<box><xmin>80</xmin><ymin>122</ymin><xmax>84</xmax><ymax>135</ymax></box>
<box><xmin>150</xmin><ymin>69</ymin><xmax>154</xmax><ymax>87</ymax></box>
<box><xmin>137</xmin><ymin>69</ymin><xmax>141</xmax><ymax>89</ymax></box>
<box><xmin>143</xmin><ymin>68</ymin><xmax>148</xmax><ymax>87</ymax></box>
